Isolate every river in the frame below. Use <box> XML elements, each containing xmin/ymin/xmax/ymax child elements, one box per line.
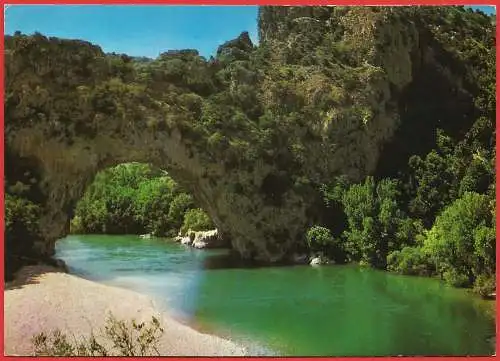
<box><xmin>55</xmin><ymin>234</ymin><xmax>495</xmax><ymax>356</ymax></box>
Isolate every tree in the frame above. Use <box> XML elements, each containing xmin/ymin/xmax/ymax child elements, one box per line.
<box><xmin>306</xmin><ymin>225</ymin><xmax>334</xmax><ymax>253</ymax></box>
<box><xmin>407</xmin><ymin>150</ymin><xmax>456</xmax><ymax>226</ymax></box>
<box><xmin>5</xmin><ymin>193</ymin><xmax>40</xmax><ymax>272</ymax></box>
<box><xmin>424</xmin><ymin>192</ymin><xmax>494</xmax><ymax>288</ymax></box>
<box><xmin>181</xmin><ymin>208</ymin><xmax>213</xmax><ymax>234</ymax></box>
<box><xmin>167</xmin><ymin>193</ymin><xmax>195</xmax><ymax>233</ymax></box>
<box><xmin>341</xmin><ymin>177</ymin><xmax>407</xmax><ymax>268</ymax></box>
<box><xmin>387</xmin><ymin>246</ymin><xmax>434</xmax><ymax>276</ymax></box>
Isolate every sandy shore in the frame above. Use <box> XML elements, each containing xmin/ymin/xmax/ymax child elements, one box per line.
<box><xmin>4</xmin><ymin>265</ymin><xmax>246</xmax><ymax>356</ymax></box>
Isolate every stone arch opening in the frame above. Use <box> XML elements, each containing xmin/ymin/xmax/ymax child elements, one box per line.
<box><xmin>66</xmin><ymin>161</ymin><xmax>217</xmax><ymax>240</ymax></box>
<box><xmin>7</xmin><ymin>123</ymin><xmax>223</xmax><ymax>250</ymax></box>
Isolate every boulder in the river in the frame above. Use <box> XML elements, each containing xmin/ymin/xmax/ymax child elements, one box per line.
<box><xmin>192</xmin><ymin>229</ymin><xmax>223</xmax><ymax>249</ymax></box>
<box><xmin>180</xmin><ymin>236</ymin><xmax>193</xmax><ymax>246</ymax></box>
<box><xmin>192</xmin><ymin>239</ymin><xmax>208</xmax><ymax>249</ymax></box>
<box><xmin>310</xmin><ymin>255</ymin><xmax>329</xmax><ymax>266</ymax></box>
<box><xmin>174</xmin><ymin>231</ymin><xmax>184</xmax><ymax>242</ymax></box>
<box><xmin>140</xmin><ymin>233</ymin><xmax>152</xmax><ymax>239</ymax></box>
<box><xmin>484</xmin><ymin>292</ymin><xmax>496</xmax><ymax>300</ymax></box>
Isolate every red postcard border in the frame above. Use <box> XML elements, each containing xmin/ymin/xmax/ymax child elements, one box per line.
<box><xmin>0</xmin><ymin>1</ymin><xmax>498</xmax><ymax>5</ymax></box>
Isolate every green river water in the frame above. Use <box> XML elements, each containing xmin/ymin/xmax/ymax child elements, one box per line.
<box><xmin>55</xmin><ymin>234</ymin><xmax>495</xmax><ymax>356</ymax></box>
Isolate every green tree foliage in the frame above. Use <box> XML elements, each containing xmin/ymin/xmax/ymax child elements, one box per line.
<box><xmin>387</xmin><ymin>246</ymin><xmax>433</xmax><ymax>277</ymax></box>
<box><xmin>405</xmin><ymin>127</ymin><xmax>494</xmax><ymax>228</ymax></box>
<box><xmin>5</xmin><ymin>193</ymin><xmax>40</xmax><ymax>241</ymax></box>
<box><xmin>135</xmin><ymin>176</ymin><xmax>178</xmax><ymax>236</ymax></box>
<box><xmin>5</xmin><ymin>193</ymin><xmax>40</xmax><ymax>266</ymax></box>
<box><xmin>407</xmin><ymin>147</ymin><xmax>457</xmax><ymax>226</ymax></box>
<box><xmin>166</xmin><ymin>193</ymin><xmax>195</xmax><ymax>233</ymax></box>
<box><xmin>72</xmin><ymin>163</ymin><xmax>211</xmax><ymax>237</ymax></box>
<box><xmin>319</xmin><ymin>163</ymin><xmax>494</xmax><ymax>293</ymax></box>
<box><xmin>306</xmin><ymin>225</ymin><xmax>334</xmax><ymax>252</ymax></box>
<box><xmin>181</xmin><ymin>208</ymin><xmax>214</xmax><ymax>234</ymax></box>
<box><xmin>424</xmin><ymin>192</ymin><xmax>495</xmax><ymax>289</ymax></box>
<box><xmin>4</xmin><ymin>164</ymin><xmax>45</xmax><ymax>280</ymax></box>
<box><xmin>320</xmin><ymin>125</ymin><xmax>495</xmax><ymax>294</ymax></box>
<box><xmin>340</xmin><ymin>177</ymin><xmax>410</xmax><ymax>268</ymax></box>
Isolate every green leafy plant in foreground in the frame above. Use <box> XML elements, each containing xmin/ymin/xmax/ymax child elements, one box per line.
<box><xmin>32</xmin><ymin>313</ymin><xmax>164</xmax><ymax>356</ymax></box>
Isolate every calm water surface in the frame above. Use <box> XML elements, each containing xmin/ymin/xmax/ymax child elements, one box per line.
<box><xmin>55</xmin><ymin>234</ymin><xmax>495</xmax><ymax>356</ymax></box>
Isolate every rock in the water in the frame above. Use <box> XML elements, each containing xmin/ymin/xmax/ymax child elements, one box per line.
<box><xmin>174</xmin><ymin>231</ymin><xmax>184</xmax><ymax>242</ymax></box>
<box><xmin>139</xmin><ymin>233</ymin><xmax>152</xmax><ymax>239</ymax></box>
<box><xmin>191</xmin><ymin>229</ymin><xmax>222</xmax><ymax>249</ymax></box>
<box><xmin>192</xmin><ymin>239</ymin><xmax>208</xmax><ymax>249</ymax></box>
<box><xmin>310</xmin><ymin>256</ymin><xmax>329</xmax><ymax>266</ymax></box>
<box><xmin>485</xmin><ymin>292</ymin><xmax>496</xmax><ymax>300</ymax></box>
<box><xmin>180</xmin><ymin>236</ymin><xmax>193</xmax><ymax>246</ymax></box>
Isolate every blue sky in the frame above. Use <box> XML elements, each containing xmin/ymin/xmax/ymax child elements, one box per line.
<box><xmin>473</xmin><ymin>5</ymin><xmax>496</xmax><ymax>14</ymax></box>
<box><xmin>4</xmin><ymin>5</ymin><xmax>259</xmax><ymax>58</ymax></box>
<box><xmin>4</xmin><ymin>5</ymin><xmax>495</xmax><ymax>59</ymax></box>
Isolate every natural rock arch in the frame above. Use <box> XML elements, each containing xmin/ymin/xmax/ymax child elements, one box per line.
<box><xmin>5</xmin><ymin>29</ymin><xmax>313</xmax><ymax>263</ymax></box>
<box><xmin>5</xmin><ymin>6</ymin><xmax>483</xmax><ymax>271</ymax></box>
<box><xmin>8</xmin><ymin>115</ymin><xmax>313</xmax><ymax>263</ymax></box>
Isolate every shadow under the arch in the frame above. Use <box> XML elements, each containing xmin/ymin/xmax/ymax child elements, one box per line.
<box><xmin>200</xmin><ymin>249</ymin><xmax>301</xmax><ymax>271</ymax></box>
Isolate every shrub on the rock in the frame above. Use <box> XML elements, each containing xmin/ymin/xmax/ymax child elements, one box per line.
<box><xmin>181</xmin><ymin>208</ymin><xmax>213</xmax><ymax>234</ymax></box>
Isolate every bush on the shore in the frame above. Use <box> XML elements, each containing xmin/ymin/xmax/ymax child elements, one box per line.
<box><xmin>167</xmin><ymin>193</ymin><xmax>195</xmax><ymax>234</ymax></box>
<box><xmin>305</xmin><ymin>225</ymin><xmax>346</xmax><ymax>261</ymax></box>
<box><xmin>424</xmin><ymin>192</ymin><xmax>495</xmax><ymax>288</ymax></box>
<box><xmin>473</xmin><ymin>274</ymin><xmax>496</xmax><ymax>298</ymax></box>
<box><xmin>387</xmin><ymin>246</ymin><xmax>434</xmax><ymax>277</ymax></box>
<box><xmin>338</xmin><ymin>177</ymin><xmax>408</xmax><ymax>269</ymax></box>
<box><xmin>306</xmin><ymin>226</ymin><xmax>334</xmax><ymax>253</ymax></box>
<box><xmin>5</xmin><ymin>190</ymin><xmax>42</xmax><ymax>281</ymax></box>
<box><xmin>32</xmin><ymin>313</ymin><xmax>164</xmax><ymax>356</ymax></box>
<box><xmin>181</xmin><ymin>208</ymin><xmax>214</xmax><ymax>234</ymax></box>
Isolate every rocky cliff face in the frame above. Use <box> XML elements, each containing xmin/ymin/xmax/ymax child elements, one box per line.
<box><xmin>5</xmin><ymin>7</ymin><xmax>491</xmax><ymax>273</ymax></box>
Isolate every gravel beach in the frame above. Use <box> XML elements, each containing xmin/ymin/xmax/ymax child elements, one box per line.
<box><xmin>4</xmin><ymin>265</ymin><xmax>246</xmax><ymax>356</ymax></box>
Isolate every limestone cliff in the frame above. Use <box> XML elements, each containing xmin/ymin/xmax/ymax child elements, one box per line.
<box><xmin>4</xmin><ymin>6</ymin><xmax>493</xmax><ymax>276</ymax></box>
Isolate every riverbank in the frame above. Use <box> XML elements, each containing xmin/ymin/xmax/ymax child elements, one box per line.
<box><xmin>4</xmin><ymin>265</ymin><xmax>246</xmax><ymax>356</ymax></box>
